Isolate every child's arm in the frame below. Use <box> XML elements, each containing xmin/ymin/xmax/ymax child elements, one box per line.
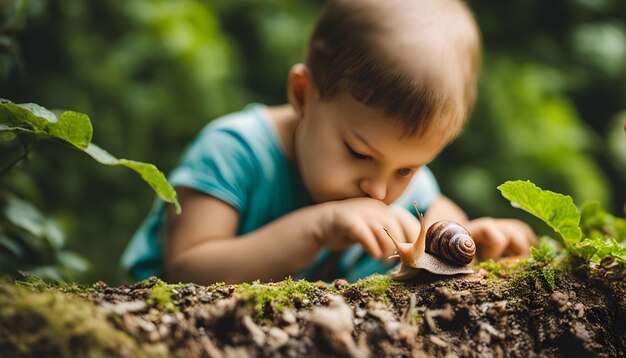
<box><xmin>425</xmin><ymin>195</ymin><xmax>537</xmax><ymax>260</ymax></box>
<box><xmin>164</xmin><ymin>188</ymin><xmax>419</xmax><ymax>285</ymax></box>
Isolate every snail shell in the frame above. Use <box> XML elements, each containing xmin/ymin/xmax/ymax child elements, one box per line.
<box><xmin>425</xmin><ymin>221</ymin><xmax>475</xmax><ymax>266</ymax></box>
<box><xmin>384</xmin><ymin>201</ymin><xmax>476</xmax><ymax>281</ymax></box>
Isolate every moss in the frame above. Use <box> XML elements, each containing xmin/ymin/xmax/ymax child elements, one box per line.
<box><xmin>505</xmin><ymin>263</ymin><xmax>563</xmax><ymax>294</ymax></box>
<box><xmin>207</xmin><ymin>281</ymin><xmax>226</xmax><ymax>291</ymax></box>
<box><xmin>353</xmin><ymin>274</ymin><xmax>395</xmax><ymax>298</ymax></box>
<box><xmin>508</xmin><ymin>297</ymin><xmax>524</xmax><ymax>311</ymax></box>
<box><xmin>541</xmin><ymin>266</ymin><xmax>556</xmax><ymax>291</ymax></box>
<box><xmin>530</xmin><ymin>242</ymin><xmax>555</xmax><ymax>264</ymax></box>
<box><xmin>12</xmin><ymin>276</ymin><xmax>92</xmax><ymax>295</ymax></box>
<box><xmin>413</xmin><ymin>311</ymin><xmax>423</xmax><ymax>325</ymax></box>
<box><xmin>476</xmin><ymin>259</ymin><xmax>505</xmax><ymax>280</ymax></box>
<box><xmin>507</xmin><ymin>258</ymin><xmax>532</xmax><ymax>273</ymax></box>
<box><xmin>235</xmin><ymin>277</ymin><xmax>315</xmax><ymax>322</ymax></box>
<box><xmin>149</xmin><ymin>279</ymin><xmax>178</xmax><ymax>312</ymax></box>
<box><xmin>0</xmin><ymin>283</ymin><xmax>151</xmax><ymax>357</ymax></box>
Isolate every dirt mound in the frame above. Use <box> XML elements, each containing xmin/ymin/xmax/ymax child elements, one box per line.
<box><xmin>1</xmin><ymin>261</ymin><xmax>624</xmax><ymax>357</ymax></box>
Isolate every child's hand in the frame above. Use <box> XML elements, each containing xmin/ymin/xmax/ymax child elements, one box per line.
<box><xmin>465</xmin><ymin>218</ymin><xmax>537</xmax><ymax>260</ymax></box>
<box><xmin>317</xmin><ymin>198</ymin><xmax>420</xmax><ymax>261</ymax></box>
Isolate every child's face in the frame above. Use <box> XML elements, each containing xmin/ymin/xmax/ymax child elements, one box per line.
<box><xmin>294</xmin><ymin>93</ymin><xmax>448</xmax><ymax>205</ymax></box>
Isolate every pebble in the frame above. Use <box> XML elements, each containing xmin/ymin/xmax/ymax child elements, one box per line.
<box><xmin>550</xmin><ymin>291</ymin><xmax>569</xmax><ymax>312</ymax></box>
<box><xmin>242</xmin><ymin>315</ymin><xmax>266</xmax><ymax>346</ymax></box>
<box><xmin>572</xmin><ymin>322</ymin><xmax>591</xmax><ymax>342</ymax></box>
<box><xmin>267</xmin><ymin>327</ymin><xmax>290</xmax><ymax>349</ymax></box>
<box><xmin>333</xmin><ymin>278</ymin><xmax>349</xmax><ymax>290</ymax></box>
<box><xmin>574</xmin><ymin>303</ymin><xmax>585</xmax><ymax>318</ymax></box>
<box><xmin>429</xmin><ymin>335</ymin><xmax>449</xmax><ymax>348</ymax></box>
<box><xmin>158</xmin><ymin>324</ymin><xmax>169</xmax><ymax>338</ymax></box>
<box><xmin>282</xmin><ymin>309</ymin><xmax>296</xmax><ymax>324</ymax></box>
<box><xmin>161</xmin><ymin>313</ymin><xmax>174</xmax><ymax>325</ymax></box>
<box><xmin>283</xmin><ymin>323</ymin><xmax>300</xmax><ymax>337</ymax></box>
<box><xmin>100</xmin><ymin>300</ymin><xmax>147</xmax><ymax>315</ymax></box>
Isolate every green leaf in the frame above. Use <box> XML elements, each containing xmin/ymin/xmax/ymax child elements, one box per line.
<box><xmin>85</xmin><ymin>143</ymin><xmax>181</xmax><ymax>213</ymax></box>
<box><xmin>0</xmin><ymin>101</ymin><xmax>93</xmax><ymax>150</ymax></box>
<box><xmin>498</xmin><ymin>180</ymin><xmax>582</xmax><ymax>246</ymax></box>
<box><xmin>576</xmin><ymin>235</ymin><xmax>626</xmax><ymax>263</ymax></box>
<box><xmin>57</xmin><ymin>251</ymin><xmax>90</xmax><ymax>272</ymax></box>
<box><xmin>3</xmin><ymin>195</ymin><xmax>64</xmax><ymax>247</ymax></box>
<box><xmin>580</xmin><ymin>200</ymin><xmax>626</xmax><ymax>243</ymax></box>
<box><xmin>0</xmin><ymin>99</ymin><xmax>180</xmax><ymax>212</ymax></box>
<box><xmin>0</xmin><ymin>124</ymin><xmax>17</xmax><ymax>141</ymax></box>
<box><xmin>0</xmin><ymin>234</ymin><xmax>24</xmax><ymax>258</ymax></box>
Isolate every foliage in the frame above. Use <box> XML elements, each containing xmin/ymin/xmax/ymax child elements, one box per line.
<box><xmin>0</xmin><ymin>193</ymin><xmax>87</xmax><ymax>280</ymax></box>
<box><xmin>498</xmin><ymin>180</ymin><xmax>626</xmax><ymax>264</ymax></box>
<box><xmin>0</xmin><ymin>99</ymin><xmax>179</xmax><ymax>211</ymax></box>
<box><xmin>580</xmin><ymin>200</ymin><xmax>626</xmax><ymax>242</ymax></box>
<box><xmin>0</xmin><ymin>99</ymin><xmax>179</xmax><ymax>279</ymax></box>
<box><xmin>499</xmin><ymin>181</ymin><xmax>582</xmax><ymax>246</ymax></box>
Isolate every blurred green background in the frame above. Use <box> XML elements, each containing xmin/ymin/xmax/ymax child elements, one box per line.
<box><xmin>1</xmin><ymin>0</ymin><xmax>625</xmax><ymax>284</ymax></box>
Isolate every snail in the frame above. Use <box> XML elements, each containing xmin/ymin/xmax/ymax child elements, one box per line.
<box><xmin>384</xmin><ymin>201</ymin><xmax>476</xmax><ymax>281</ymax></box>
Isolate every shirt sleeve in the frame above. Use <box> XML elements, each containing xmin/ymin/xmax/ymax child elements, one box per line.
<box><xmin>167</xmin><ymin>127</ymin><xmax>257</xmax><ymax>214</ymax></box>
<box><xmin>392</xmin><ymin>166</ymin><xmax>441</xmax><ymax>216</ymax></box>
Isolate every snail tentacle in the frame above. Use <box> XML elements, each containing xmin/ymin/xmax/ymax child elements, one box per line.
<box><xmin>383</xmin><ymin>201</ymin><xmax>426</xmax><ymax>267</ymax></box>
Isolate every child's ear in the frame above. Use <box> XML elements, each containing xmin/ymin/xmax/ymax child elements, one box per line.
<box><xmin>287</xmin><ymin>63</ymin><xmax>312</xmax><ymax>117</ymax></box>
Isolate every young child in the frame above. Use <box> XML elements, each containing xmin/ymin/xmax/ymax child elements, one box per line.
<box><xmin>122</xmin><ymin>0</ymin><xmax>537</xmax><ymax>284</ymax></box>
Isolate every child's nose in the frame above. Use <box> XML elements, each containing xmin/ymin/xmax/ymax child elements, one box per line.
<box><xmin>359</xmin><ymin>177</ymin><xmax>387</xmax><ymax>201</ymax></box>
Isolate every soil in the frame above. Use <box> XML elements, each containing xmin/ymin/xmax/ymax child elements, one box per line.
<box><xmin>0</xmin><ymin>258</ymin><xmax>624</xmax><ymax>357</ymax></box>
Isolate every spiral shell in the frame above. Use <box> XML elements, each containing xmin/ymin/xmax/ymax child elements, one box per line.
<box><xmin>425</xmin><ymin>221</ymin><xmax>475</xmax><ymax>265</ymax></box>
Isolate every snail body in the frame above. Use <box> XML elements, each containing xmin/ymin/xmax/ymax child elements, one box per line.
<box><xmin>384</xmin><ymin>202</ymin><xmax>475</xmax><ymax>281</ymax></box>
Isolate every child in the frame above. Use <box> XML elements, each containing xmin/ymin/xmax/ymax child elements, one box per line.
<box><xmin>122</xmin><ymin>0</ymin><xmax>537</xmax><ymax>284</ymax></box>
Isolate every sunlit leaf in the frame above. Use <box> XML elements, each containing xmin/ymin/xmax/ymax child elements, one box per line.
<box><xmin>0</xmin><ymin>99</ymin><xmax>181</xmax><ymax>212</ymax></box>
<box><xmin>0</xmin><ymin>101</ymin><xmax>93</xmax><ymax>150</ymax></box>
<box><xmin>498</xmin><ymin>180</ymin><xmax>582</xmax><ymax>246</ymax></box>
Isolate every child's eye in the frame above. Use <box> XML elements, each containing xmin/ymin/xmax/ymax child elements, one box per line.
<box><xmin>345</xmin><ymin>143</ymin><xmax>371</xmax><ymax>161</ymax></box>
<box><xmin>397</xmin><ymin>168</ymin><xmax>412</xmax><ymax>177</ymax></box>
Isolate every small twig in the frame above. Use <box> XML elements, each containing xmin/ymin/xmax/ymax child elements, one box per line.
<box><xmin>0</xmin><ymin>135</ymin><xmax>34</xmax><ymax>176</ymax></box>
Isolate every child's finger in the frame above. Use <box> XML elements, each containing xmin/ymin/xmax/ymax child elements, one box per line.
<box><xmin>504</xmin><ymin>228</ymin><xmax>531</xmax><ymax>257</ymax></box>
<box><xmin>510</xmin><ymin>220</ymin><xmax>538</xmax><ymax>246</ymax></box>
<box><xmin>472</xmin><ymin>220</ymin><xmax>508</xmax><ymax>260</ymax></box>
<box><xmin>346</xmin><ymin>220</ymin><xmax>383</xmax><ymax>260</ymax></box>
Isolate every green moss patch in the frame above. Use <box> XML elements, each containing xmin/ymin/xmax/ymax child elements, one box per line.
<box><xmin>235</xmin><ymin>277</ymin><xmax>315</xmax><ymax>322</ymax></box>
<box><xmin>353</xmin><ymin>274</ymin><xmax>394</xmax><ymax>297</ymax></box>
<box><xmin>0</xmin><ymin>283</ymin><xmax>142</xmax><ymax>357</ymax></box>
<box><xmin>148</xmin><ymin>279</ymin><xmax>182</xmax><ymax>312</ymax></box>
<box><xmin>476</xmin><ymin>259</ymin><xmax>505</xmax><ymax>280</ymax></box>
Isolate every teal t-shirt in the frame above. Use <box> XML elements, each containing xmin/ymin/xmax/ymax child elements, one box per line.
<box><xmin>121</xmin><ymin>103</ymin><xmax>441</xmax><ymax>282</ymax></box>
